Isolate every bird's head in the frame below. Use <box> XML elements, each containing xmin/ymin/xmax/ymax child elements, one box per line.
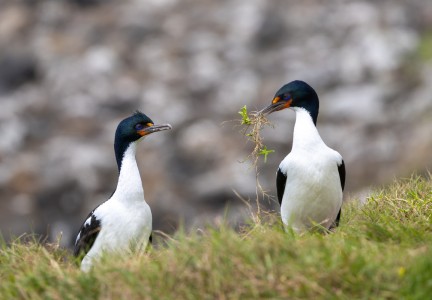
<box><xmin>114</xmin><ymin>111</ymin><xmax>172</xmax><ymax>169</ymax></box>
<box><xmin>259</xmin><ymin>80</ymin><xmax>319</xmax><ymax>124</ymax></box>
<box><xmin>115</xmin><ymin>111</ymin><xmax>172</xmax><ymax>144</ymax></box>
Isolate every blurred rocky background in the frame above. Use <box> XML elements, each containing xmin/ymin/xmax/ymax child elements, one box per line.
<box><xmin>0</xmin><ymin>0</ymin><xmax>431</xmax><ymax>247</ymax></box>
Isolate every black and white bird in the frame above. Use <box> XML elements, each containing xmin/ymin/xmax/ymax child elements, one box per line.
<box><xmin>259</xmin><ymin>80</ymin><xmax>345</xmax><ymax>233</ymax></box>
<box><xmin>73</xmin><ymin>111</ymin><xmax>171</xmax><ymax>271</ymax></box>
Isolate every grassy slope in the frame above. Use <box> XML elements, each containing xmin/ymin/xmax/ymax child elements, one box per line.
<box><xmin>1</xmin><ymin>175</ymin><xmax>432</xmax><ymax>299</ymax></box>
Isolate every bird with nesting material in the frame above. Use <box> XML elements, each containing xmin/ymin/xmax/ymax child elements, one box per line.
<box><xmin>259</xmin><ymin>80</ymin><xmax>346</xmax><ymax>233</ymax></box>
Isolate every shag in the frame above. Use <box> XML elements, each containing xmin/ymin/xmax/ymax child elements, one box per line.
<box><xmin>74</xmin><ymin>111</ymin><xmax>171</xmax><ymax>271</ymax></box>
<box><xmin>260</xmin><ymin>80</ymin><xmax>345</xmax><ymax>232</ymax></box>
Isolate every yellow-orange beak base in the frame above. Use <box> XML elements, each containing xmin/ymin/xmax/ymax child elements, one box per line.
<box><xmin>259</xmin><ymin>98</ymin><xmax>292</xmax><ymax>115</ymax></box>
<box><xmin>137</xmin><ymin>124</ymin><xmax>172</xmax><ymax>136</ymax></box>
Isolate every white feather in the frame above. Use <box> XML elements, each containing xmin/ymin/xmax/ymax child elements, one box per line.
<box><xmin>279</xmin><ymin>108</ymin><xmax>343</xmax><ymax>233</ymax></box>
<box><xmin>80</xmin><ymin>142</ymin><xmax>152</xmax><ymax>272</ymax></box>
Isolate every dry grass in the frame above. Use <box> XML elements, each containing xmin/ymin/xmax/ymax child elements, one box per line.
<box><xmin>238</xmin><ymin>105</ymin><xmax>273</xmax><ymax>167</ymax></box>
<box><xmin>236</xmin><ymin>105</ymin><xmax>275</xmax><ymax>221</ymax></box>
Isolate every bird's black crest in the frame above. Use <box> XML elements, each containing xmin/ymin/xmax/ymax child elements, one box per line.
<box><xmin>133</xmin><ymin>110</ymin><xmax>146</xmax><ymax>117</ymax></box>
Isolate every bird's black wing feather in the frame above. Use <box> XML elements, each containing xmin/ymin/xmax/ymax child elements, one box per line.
<box><xmin>73</xmin><ymin>209</ymin><xmax>102</xmax><ymax>257</ymax></box>
<box><xmin>276</xmin><ymin>168</ymin><xmax>287</xmax><ymax>206</ymax></box>
<box><xmin>333</xmin><ymin>159</ymin><xmax>346</xmax><ymax>228</ymax></box>
<box><xmin>338</xmin><ymin>159</ymin><xmax>346</xmax><ymax>191</ymax></box>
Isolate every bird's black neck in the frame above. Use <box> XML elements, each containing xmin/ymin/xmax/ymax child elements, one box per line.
<box><xmin>306</xmin><ymin>105</ymin><xmax>318</xmax><ymax>126</ymax></box>
<box><xmin>297</xmin><ymin>97</ymin><xmax>319</xmax><ymax>126</ymax></box>
<box><xmin>114</xmin><ymin>139</ymin><xmax>131</xmax><ymax>172</ymax></box>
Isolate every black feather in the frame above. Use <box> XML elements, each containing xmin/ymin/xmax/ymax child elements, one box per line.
<box><xmin>338</xmin><ymin>160</ymin><xmax>346</xmax><ymax>191</ymax></box>
<box><xmin>333</xmin><ymin>208</ymin><xmax>341</xmax><ymax>228</ymax></box>
<box><xmin>331</xmin><ymin>160</ymin><xmax>346</xmax><ymax>228</ymax></box>
<box><xmin>73</xmin><ymin>209</ymin><xmax>102</xmax><ymax>257</ymax></box>
<box><xmin>276</xmin><ymin>168</ymin><xmax>287</xmax><ymax>206</ymax></box>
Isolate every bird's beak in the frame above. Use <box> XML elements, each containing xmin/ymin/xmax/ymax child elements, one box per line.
<box><xmin>259</xmin><ymin>97</ymin><xmax>292</xmax><ymax>115</ymax></box>
<box><xmin>138</xmin><ymin>124</ymin><xmax>172</xmax><ymax>136</ymax></box>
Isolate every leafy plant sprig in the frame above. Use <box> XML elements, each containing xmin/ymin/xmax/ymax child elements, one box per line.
<box><xmin>258</xmin><ymin>146</ymin><xmax>275</xmax><ymax>163</ymax></box>
<box><xmin>237</xmin><ymin>105</ymin><xmax>276</xmax><ymax>222</ymax></box>
<box><xmin>238</xmin><ymin>105</ymin><xmax>251</xmax><ymax>125</ymax></box>
<box><xmin>238</xmin><ymin>105</ymin><xmax>274</xmax><ymax>165</ymax></box>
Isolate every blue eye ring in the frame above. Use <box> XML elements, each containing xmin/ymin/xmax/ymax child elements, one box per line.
<box><xmin>135</xmin><ymin>123</ymin><xmax>144</xmax><ymax>130</ymax></box>
<box><xmin>282</xmin><ymin>93</ymin><xmax>291</xmax><ymax>101</ymax></box>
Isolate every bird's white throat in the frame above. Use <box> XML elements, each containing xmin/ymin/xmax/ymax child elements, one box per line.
<box><xmin>113</xmin><ymin>142</ymin><xmax>145</xmax><ymax>204</ymax></box>
<box><xmin>291</xmin><ymin>107</ymin><xmax>325</xmax><ymax>151</ymax></box>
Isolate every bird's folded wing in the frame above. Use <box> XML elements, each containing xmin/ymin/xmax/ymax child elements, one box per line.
<box><xmin>338</xmin><ymin>159</ymin><xmax>346</xmax><ymax>191</ymax></box>
<box><xmin>276</xmin><ymin>168</ymin><xmax>287</xmax><ymax>206</ymax></box>
<box><xmin>73</xmin><ymin>211</ymin><xmax>102</xmax><ymax>257</ymax></box>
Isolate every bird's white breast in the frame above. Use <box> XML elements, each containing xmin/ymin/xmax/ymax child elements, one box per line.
<box><xmin>93</xmin><ymin>196</ymin><xmax>152</xmax><ymax>252</ymax></box>
<box><xmin>280</xmin><ymin>148</ymin><xmax>342</xmax><ymax>232</ymax></box>
<box><xmin>80</xmin><ymin>197</ymin><xmax>152</xmax><ymax>271</ymax></box>
<box><xmin>279</xmin><ymin>108</ymin><xmax>343</xmax><ymax>232</ymax></box>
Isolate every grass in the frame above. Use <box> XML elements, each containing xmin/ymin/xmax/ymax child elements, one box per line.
<box><xmin>1</xmin><ymin>175</ymin><xmax>432</xmax><ymax>299</ymax></box>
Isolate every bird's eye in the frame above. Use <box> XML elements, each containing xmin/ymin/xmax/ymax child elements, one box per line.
<box><xmin>282</xmin><ymin>93</ymin><xmax>291</xmax><ymax>100</ymax></box>
<box><xmin>135</xmin><ymin>123</ymin><xmax>144</xmax><ymax>130</ymax></box>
